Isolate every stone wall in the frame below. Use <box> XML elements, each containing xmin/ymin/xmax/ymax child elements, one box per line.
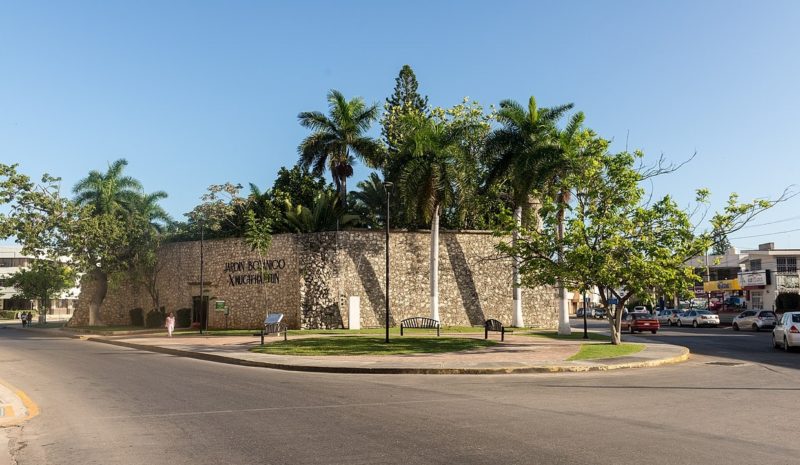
<box><xmin>70</xmin><ymin>230</ymin><xmax>557</xmax><ymax>330</ymax></box>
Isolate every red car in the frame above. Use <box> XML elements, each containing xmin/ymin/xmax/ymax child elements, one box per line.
<box><xmin>621</xmin><ymin>312</ymin><xmax>660</xmax><ymax>334</ymax></box>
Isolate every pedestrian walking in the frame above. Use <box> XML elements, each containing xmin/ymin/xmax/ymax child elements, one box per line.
<box><xmin>165</xmin><ymin>312</ymin><xmax>175</xmax><ymax>337</ymax></box>
<box><xmin>26</xmin><ymin>312</ymin><xmax>33</xmax><ymax>327</ymax></box>
<box><xmin>20</xmin><ymin>312</ymin><xmax>27</xmax><ymax>327</ymax></box>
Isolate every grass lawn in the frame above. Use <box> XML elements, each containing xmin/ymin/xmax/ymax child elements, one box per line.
<box><xmin>27</xmin><ymin>322</ymin><xmax>68</xmax><ymax>329</ymax></box>
<box><xmin>250</xmin><ymin>335</ymin><xmax>497</xmax><ymax>356</ymax></box>
<box><xmin>69</xmin><ymin>325</ymin><xmax>150</xmax><ymax>332</ymax></box>
<box><xmin>526</xmin><ymin>331</ymin><xmax>610</xmax><ymax>341</ymax></box>
<box><xmin>175</xmin><ymin>326</ymin><xmax>489</xmax><ymax>337</ymax></box>
<box><xmin>567</xmin><ymin>343</ymin><xmax>645</xmax><ymax>361</ymax></box>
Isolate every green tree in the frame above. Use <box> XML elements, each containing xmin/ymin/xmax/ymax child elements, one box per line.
<box><xmin>72</xmin><ymin>159</ymin><xmax>142</xmax><ymax>215</ymax></box>
<box><xmin>485</xmin><ymin>96</ymin><xmax>575</xmax><ymax>327</ymax></box>
<box><xmin>298</xmin><ymin>90</ymin><xmax>383</xmax><ymax>207</ymax></box>
<box><xmin>711</xmin><ymin>224</ymin><xmax>731</xmax><ymax>255</ymax></box>
<box><xmin>397</xmin><ymin>112</ymin><xmax>471</xmax><ymax>321</ymax></box>
<box><xmin>7</xmin><ymin>259</ymin><xmax>76</xmax><ymax>324</ymax></box>
<box><xmin>282</xmin><ymin>190</ymin><xmax>359</xmax><ymax>233</ymax></box>
<box><xmin>499</xmin><ymin>139</ymin><xmax>788</xmax><ymax>344</ymax></box>
<box><xmin>382</xmin><ymin>65</ymin><xmax>429</xmax><ymax>159</ymax></box>
<box><xmin>350</xmin><ymin>172</ymin><xmax>387</xmax><ymax>228</ymax></box>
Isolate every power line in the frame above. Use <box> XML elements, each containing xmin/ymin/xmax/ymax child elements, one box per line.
<box><xmin>739</xmin><ymin>215</ymin><xmax>800</xmax><ymax>229</ymax></box>
<box><xmin>730</xmin><ymin>227</ymin><xmax>800</xmax><ymax>240</ymax></box>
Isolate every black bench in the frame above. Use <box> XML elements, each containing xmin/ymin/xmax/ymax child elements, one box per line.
<box><xmin>400</xmin><ymin>317</ymin><xmax>440</xmax><ymax>336</ymax></box>
<box><xmin>484</xmin><ymin>319</ymin><xmax>511</xmax><ymax>341</ymax></box>
<box><xmin>256</xmin><ymin>313</ymin><xmax>287</xmax><ymax>344</ymax></box>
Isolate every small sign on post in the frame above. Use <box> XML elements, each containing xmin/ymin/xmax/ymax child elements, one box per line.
<box><xmin>608</xmin><ymin>298</ymin><xmax>619</xmax><ymax>305</ymax></box>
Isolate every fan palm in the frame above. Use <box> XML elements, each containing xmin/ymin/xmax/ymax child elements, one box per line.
<box><xmin>72</xmin><ymin>159</ymin><xmax>143</xmax><ymax>216</ymax></box>
<box><xmin>298</xmin><ymin>90</ymin><xmax>383</xmax><ymax>208</ymax></box>
<box><xmin>485</xmin><ymin>96</ymin><xmax>574</xmax><ymax>327</ymax></box>
<box><xmin>398</xmin><ymin>114</ymin><xmax>468</xmax><ymax>322</ymax></box>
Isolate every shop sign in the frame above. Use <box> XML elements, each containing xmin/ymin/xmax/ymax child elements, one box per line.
<box><xmin>739</xmin><ymin>270</ymin><xmax>767</xmax><ymax>287</ymax></box>
<box><xmin>703</xmin><ymin>279</ymin><xmax>741</xmax><ymax>292</ymax></box>
<box><xmin>777</xmin><ymin>273</ymin><xmax>800</xmax><ymax>292</ymax></box>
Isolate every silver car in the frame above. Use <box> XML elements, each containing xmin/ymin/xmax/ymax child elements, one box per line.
<box><xmin>732</xmin><ymin>310</ymin><xmax>777</xmax><ymax>332</ymax></box>
<box><xmin>657</xmin><ymin>309</ymin><xmax>682</xmax><ymax>325</ymax></box>
<box><xmin>772</xmin><ymin>312</ymin><xmax>800</xmax><ymax>352</ymax></box>
<box><xmin>676</xmin><ymin>310</ymin><xmax>720</xmax><ymax>328</ymax></box>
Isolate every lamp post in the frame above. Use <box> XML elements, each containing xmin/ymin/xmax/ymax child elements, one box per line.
<box><xmin>199</xmin><ymin>217</ymin><xmax>205</xmax><ymax>335</ymax></box>
<box><xmin>582</xmin><ymin>289</ymin><xmax>588</xmax><ymax>339</ymax></box>
<box><xmin>383</xmin><ymin>181</ymin><xmax>393</xmax><ymax>343</ymax></box>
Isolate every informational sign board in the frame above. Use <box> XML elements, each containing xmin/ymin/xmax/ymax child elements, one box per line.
<box><xmin>703</xmin><ymin>279</ymin><xmax>741</xmax><ymax>292</ymax></box>
<box><xmin>264</xmin><ymin>313</ymin><xmax>284</xmax><ymax>325</ymax></box>
<box><xmin>607</xmin><ymin>298</ymin><xmax>619</xmax><ymax>305</ymax></box>
<box><xmin>739</xmin><ymin>270</ymin><xmax>767</xmax><ymax>287</ymax></box>
<box><xmin>214</xmin><ymin>300</ymin><xmax>228</xmax><ymax>314</ymax></box>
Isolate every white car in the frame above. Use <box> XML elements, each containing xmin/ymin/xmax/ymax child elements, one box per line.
<box><xmin>632</xmin><ymin>306</ymin><xmax>648</xmax><ymax>313</ymax></box>
<box><xmin>676</xmin><ymin>309</ymin><xmax>720</xmax><ymax>328</ymax></box>
<box><xmin>732</xmin><ymin>310</ymin><xmax>778</xmax><ymax>332</ymax></box>
<box><xmin>772</xmin><ymin>312</ymin><xmax>800</xmax><ymax>352</ymax></box>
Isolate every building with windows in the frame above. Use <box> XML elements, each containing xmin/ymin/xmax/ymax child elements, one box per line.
<box><xmin>741</xmin><ymin>243</ymin><xmax>800</xmax><ymax>311</ymax></box>
<box><xmin>0</xmin><ymin>245</ymin><xmax>79</xmax><ymax>315</ymax></box>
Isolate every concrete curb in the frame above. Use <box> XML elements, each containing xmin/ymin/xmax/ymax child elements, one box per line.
<box><xmin>85</xmin><ymin>337</ymin><xmax>691</xmax><ymax>375</ymax></box>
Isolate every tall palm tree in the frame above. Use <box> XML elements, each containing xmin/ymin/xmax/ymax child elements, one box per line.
<box><xmin>398</xmin><ymin>114</ymin><xmax>467</xmax><ymax>322</ymax></box>
<box><xmin>72</xmin><ymin>159</ymin><xmax>143</xmax><ymax>216</ymax></box>
<box><xmin>132</xmin><ymin>191</ymin><xmax>171</xmax><ymax>234</ymax></box>
<box><xmin>72</xmin><ymin>159</ymin><xmax>144</xmax><ymax>326</ymax></box>
<box><xmin>298</xmin><ymin>90</ymin><xmax>383</xmax><ymax>207</ymax></box>
<box><xmin>485</xmin><ymin>96</ymin><xmax>574</xmax><ymax>327</ymax></box>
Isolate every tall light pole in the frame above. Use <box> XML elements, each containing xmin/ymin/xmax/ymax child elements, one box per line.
<box><xmin>383</xmin><ymin>181</ymin><xmax>393</xmax><ymax>343</ymax></box>
<box><xmin>199</xmin><ymin>217</ymin><xmax>205</xmax><ymax>335</ymax></box>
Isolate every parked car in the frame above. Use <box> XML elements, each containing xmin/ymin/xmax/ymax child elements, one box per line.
<box><xmin>772</xmin><ymin>312</ymin><xmax>800</xmax><ymax>352</ymax></box>
<box><xmin>657</xmin><ymin>309</ymin><xmax>682</xmax><ymax>325</ymax></box>
<box><xmin>667</xmin><ymin>311</ymin><xmax>684</xmax><ymax>326</ymax></box>
<box><xmin>632</xmin><ymin>306</ymin><xmax>649</xmax><ymax>313</ymax></box>
<box><xmin>592</xmin><ymin>308</ymin><xmax>607</xmax><ymax>319</ymax></box>
<box><xmin>676</xmin><ymin>310</ymin><xmax>720</xmax><ymax>328</ymax></box>
<box><xmin>621</xmin><ymin>312</ymin><xmax>660</xmax><ymax>334</ymax></box>
<box><xmin>732</xmin><ymin>310</ymin><xmax>778</xmax><ymax>332</ymax></box>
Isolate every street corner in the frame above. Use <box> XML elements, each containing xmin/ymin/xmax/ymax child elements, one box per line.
<box><xmin>0</xmin><ymin>379</ymin><xmax>39</xmax><ymax>427</ymax></box>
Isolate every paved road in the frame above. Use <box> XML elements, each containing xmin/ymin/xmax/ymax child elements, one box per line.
<box><xmin>1</xmin><ymin>326</ymin><xmax>799</xmax><ymax>465</ymax></box>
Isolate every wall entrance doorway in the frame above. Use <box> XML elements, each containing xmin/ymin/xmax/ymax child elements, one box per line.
<box><xmin>192</xmin><ymin>296</ymin><xmax>209</xmax><ymax>330</ymax></box>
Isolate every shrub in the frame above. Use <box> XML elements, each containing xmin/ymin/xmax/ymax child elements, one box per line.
<box><xmin>129</xmin><ymin>308</ymin><xmax>144</xmax><ymax>327</ymax></box>
<box><xmin>145</xmin><ymin>309</ymin><xmax>166</xmax><ymax>328</ymax></box>
<box><xmin>176</xmin><ymin>308</ymin><xmax>191</xmax><ymax>328</ymax></box>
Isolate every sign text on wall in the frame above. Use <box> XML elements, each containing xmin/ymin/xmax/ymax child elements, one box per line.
<box><xmin>224</xmin><ymin>259</ymin><xmax>286</xmax><ymax>287</ymax></box>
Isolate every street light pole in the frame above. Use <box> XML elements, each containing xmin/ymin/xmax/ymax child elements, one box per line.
<box><xmin>582</xmin><ymin>289</ymin><xmax>588</xmax><ymax>339</ymax></box>
<box><xmin>383</xmin><ymin>181</ymin><xmax>393</xmax><ymax>344</ymax></box>
<box><xmin>199</xmin><ymin>218</ymin><xmax>205</xmax><ymax>335</ymax></box>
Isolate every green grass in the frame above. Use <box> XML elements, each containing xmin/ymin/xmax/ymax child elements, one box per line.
<box><xmin>174</xmin><ymin>326</ymin><xmax>491</xmax><ymax>337</ymax></box>
<box><xmin>69</xmin><ymin>325</ymin><xmax>149</xmax><ymax>332</ymax></box>
<box><xmin>250</xmin><ymin>335</ymin><xmax>497</xmax><ymax>356</ymax></box>
<box><xmin>27</xmin><ymin>322</ymin><xmax>67</xmax><ymax>329</ymax></box>
<box><xmin>567</xmin><ymin>343</ymin><xmax>645</xmax><ymax>361</ymax></box>
<box><xmin>525</xmin><ymin>331</ymin><xmax>610</xmax><ymax>341</ymax></box>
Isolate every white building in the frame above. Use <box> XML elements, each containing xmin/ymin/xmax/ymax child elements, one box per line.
<box><xmin>0</xmin><ymin>245</ymin><xmax>80</xmax><ymax>315</ymax></box>
<box><xmin>741</xmin><ymin>243</ymin><xmax>800</xmax><ymax>311</ymax></box>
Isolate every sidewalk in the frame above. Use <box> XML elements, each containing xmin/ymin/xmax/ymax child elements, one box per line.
<box><xmin>73</xmin><ymin>330</ymin><xmax>688</xmax><ymax>375</ymax></box>
<box><xmin>1</xmin><ymin>320</ymin><xmax>689</xmax><ymax>374</ymax></box>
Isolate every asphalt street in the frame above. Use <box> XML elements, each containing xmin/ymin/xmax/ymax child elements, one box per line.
<box><xmin>1</xmin><ymin>324</ymin><xmax>799</xmax><ymax>465</ymax></box>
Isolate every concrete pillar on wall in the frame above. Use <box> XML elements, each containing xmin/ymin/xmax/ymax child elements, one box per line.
<box><xmin>348</xmin><ymin>296</ymin><xmax>361</xmax><ymax>330</ymax></box>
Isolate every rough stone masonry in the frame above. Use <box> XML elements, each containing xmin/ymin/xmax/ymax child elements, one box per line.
<box><xmin>70</xmin><ymin>230</ymin><xmax>558</xmax><ymax>330</ymax></box>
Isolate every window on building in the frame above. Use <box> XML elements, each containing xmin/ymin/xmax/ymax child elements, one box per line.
<box><xmin>749</xmin><ymin>259</ymin><xmax>762</xmax><ymax>271</ymax></box>
<box><xmin>751</xmin><ymin>292</ymin><xmax>763</xmax><ymax>309</ymax></box>
<box><xmin>777</xmin><ymin>257</ymin><xmax>798</xmax><ymax>273</ymax></box>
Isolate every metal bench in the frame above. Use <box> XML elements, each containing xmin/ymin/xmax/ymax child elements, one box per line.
<box><xmin>484</xmin><ymin>319</ymin><xmax>510</xmax><ymax>341</ymax></box>
<box><xmin>400</xmin><ymin>317</ymin><xmax>440</xmax><ymax>336</ymax></box>
<box><xmin>257</xmin><ymin>313</ymin><xmax>287</xmax><ymax>344</ymax></box>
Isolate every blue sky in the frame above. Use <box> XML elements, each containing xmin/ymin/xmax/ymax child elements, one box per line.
<box><xmin>1</xmin><ymin>0</ymin><xmax>798</xmax><ymax>249</ymax></box>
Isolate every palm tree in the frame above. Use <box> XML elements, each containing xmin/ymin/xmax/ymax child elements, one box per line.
<box><xmin>298</xmin><ymin>90</ymin><xmax>383</xmax><ymax>207</ymax></box>
<box><xmin>72</xmin><ymin>158</ymin><xmax>144</xmax><ymax>326</ymax></box>
<box><xmin>72</xmin><ymin>159</ymin><xmax>143</xmax><ymax>216</ymax></box>
<box><xmin>398</xmin><ymin>114</ymin><xmax>467</xmax><ymax>322</ymax></box>
<box><xmin>282</xmin><ymin>190</ymin><xmax>359</xmax><ymax>233</ymax></box>
<box><xmin>485</xmin><ymin>96</ymin><xmax>574</xmax><ymax>327</ymax></box>
<box><xmin>350</xmin><ymin>172</ymin><xmax>388</xmax><ymax>227</ymax></box>
<box><xmin>132</xmin><ymin>191</ymin><xmax>171</xmax><ymax>234</ymax></box>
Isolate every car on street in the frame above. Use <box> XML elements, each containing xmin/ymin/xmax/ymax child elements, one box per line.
<box><xmin>632</xmin><ymin>306</ymin><xmax>649</xmax><ymax>313</ymax></box>
<box><xmin>772</xmin><ymin>312</ymin><xmax>800</xmax><ymax>352</ymax></box>
<box><xmin>592</xmin><ymin>308</ymin><xmax>607</xmax><ymax>319</ymax></box>
<box><xmin>676</xmin><ymin>309</ymin><xmax>720</xmax><ymax>328</ymax></box>
<box><xmin>657</xmin><ymin>309</ymin><xmax>682</xmax><ymax>325</ymax></box>
<box><xmin>621</xmin><ymin>312</ymin><xmax>660</xmax><ymax>334</ymax></box>
<box><xmin>732</xmin><ymin>310</ymin><xmax>778</xmax><ymax>332</ymax></box>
